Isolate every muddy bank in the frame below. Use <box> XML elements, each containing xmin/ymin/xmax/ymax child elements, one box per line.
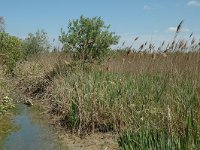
<box><xmin>59</xmin><ymin>133</ymin><xmax>118</xmax><ymax>150</ymax></box>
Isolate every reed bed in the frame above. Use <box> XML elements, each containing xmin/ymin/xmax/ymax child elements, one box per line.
<box><xmin>12</xmin><ymin>49</ymin><xmax>200</xmax><ymax>149</ymax></box>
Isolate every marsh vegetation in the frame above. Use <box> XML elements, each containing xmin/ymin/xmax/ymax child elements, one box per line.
<box><xmin>1</xmin><ymin>16</ymin><xmax>200</xmax><ymax>149</ymax></box>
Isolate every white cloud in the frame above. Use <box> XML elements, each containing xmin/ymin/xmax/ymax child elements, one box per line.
<box><xmin>167</xmin><ymin>27</ymin><xmax>177</xmax><ymax>32</ymax></box>
<box><xmin>167</xmin><ymin>27</ymin><xmax>190</xmax><ymax>33</ymax></box>
<box><xmin>187</xmin><ymin>0</ymin><xmax>200</xmax><ymax>7</ymax></box>
<box><xmin>143</xmin><ymin>5</ymin><xmax>151</xmax><ymax>10</ymax></box>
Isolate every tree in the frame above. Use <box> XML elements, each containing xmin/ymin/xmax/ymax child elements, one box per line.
<box><xmin>59</xmin><ymin>15</ymin><xmax>119</xmax><ymax>62</ymax></box>
<box><xmin>0</xmin><ymin>32</ymin><xmax>22</xmax><ymax>74</ymax></box>
<box><xmin>22</xmin><ymin>30</ymin><xmax>50</xmax><ymax>58</ymax></box>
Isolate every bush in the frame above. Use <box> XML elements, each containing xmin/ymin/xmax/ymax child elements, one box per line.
<box><xmin>59</xmin><ymin>15</ymin><xmax>119</xmax><ymax>62</ymax></box>
<box><xmin>0</xmin><ymin>32</ymin><xmax>22</xmax><ymax>74</ymax></box>
<box><xmin>22</xmin><ymin>29</ymin><xmax>50</xmax><ymax>58</ymax></box>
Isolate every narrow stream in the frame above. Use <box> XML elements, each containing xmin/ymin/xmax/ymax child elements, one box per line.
<box><xmin>1</xmin><ymin>104</ymin><xmax>64</xmax><ymax>150</ymax></box>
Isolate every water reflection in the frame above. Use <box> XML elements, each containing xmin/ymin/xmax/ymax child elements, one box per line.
<box><xmin>3</xmin><ymin>104</ymin><xmax>62</xmax><ymax>150</ymax></box>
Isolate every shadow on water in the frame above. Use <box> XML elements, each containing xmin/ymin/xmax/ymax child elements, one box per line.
<box><xmin>1</xmin><ymin>104</ymin><xmax>66</xmax><ymax>150</ymax></box>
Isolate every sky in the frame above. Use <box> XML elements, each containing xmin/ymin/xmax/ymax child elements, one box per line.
<box><xmin>0</xmin><ymin>0</ymin><xmax>200</xmax><ymax>48</ymax></box>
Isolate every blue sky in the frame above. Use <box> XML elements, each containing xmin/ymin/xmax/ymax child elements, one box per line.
<box><xmin>0</xmin><ymin>0</ymin><xmax>200</xmax><ymax>48</ymax></box>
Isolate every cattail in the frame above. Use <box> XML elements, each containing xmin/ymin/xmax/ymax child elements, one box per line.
<box><xmin>149</xmin><ymin>44</ymin><xmax>153</xmax><ymax>50</ymax></box>
<box><xmin>163</xmin><ymin>49</ymin><xmax>169</xmax><ymax>53</ymax></box>
<box><xmin>139</xmin><ymin>44</ymin><xmax>144</xmax><ymax>50</ymax></box>
<box><xmin>191</xmin><ymin>38</ymin><xmax>195</xmax><ymax>45</ymax></box>
<box><xmin>149</xmin><ymin>44</ymin><xmax>155</xmax><ymax>51</ymax></box>
<box><xmin>134</xmin><ymin>37</ymin><xmax>139</xmax><ymax>41</ymax></box>
<box><xmin>174</xmin><ymin>20</ymin><xmax>184</xmax><ymax>40</ymax></box>
<box><xmin>189</xmin><ymin>32</ymin><xmax>193</xmax><ymax>38</ymax></box>
<box><xmin>161</xmin><ymin>41</ymin><xmax>165</xmax><ymax>47</ymax></box>
<box><xmin>176</xmin><ymin>20</ymin><xmax>184</xmax><ymax>33</ymax></box>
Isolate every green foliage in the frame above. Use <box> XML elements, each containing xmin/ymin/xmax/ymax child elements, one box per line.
<box><xmin>59</xmin><ymin>15</ymin><xmax>119</xmax><ymax>62</ymax></box>
<box><xmin>22</xmin><ymin>30</ymin><xmax>50</xmax><ymax>58</ymax></box>
<box><xmin>0</xmin><ymin>32</ymin><xmax>22</xmax><ymax>74</ymax></box>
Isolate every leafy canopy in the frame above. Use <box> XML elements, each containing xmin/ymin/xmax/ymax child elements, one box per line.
<box><xmin>0</xmin><ymin>32</ymin><xmax>22</xmax><ymax>74</ymax></box>
<box><xmin>59</xmin><ymin>15</ymin><xmax>119</xmax><ymax>62</ymax></box>
<box><xmin>22</xmin><ymin>30</ymin><xmax>50</xmax><ymax>58</ymax></box>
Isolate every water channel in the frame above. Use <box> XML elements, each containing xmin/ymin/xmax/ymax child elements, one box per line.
<box><xmin>0</xmin><ymin>104</ymin><xmax>65</xmax><ymax>150</ymax></box>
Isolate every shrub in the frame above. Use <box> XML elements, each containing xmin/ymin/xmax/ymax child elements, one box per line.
<box><xmin>59</xmin><ymin>15</ymin><xmax>119</xmax><ymax>62</ymax></box>
<box><xmin>0</xmin><ymin>32</ymin><xmax>22</xmax><ymax>74</ymax></box>
<box><xmin>22</xmin><ymin>29</ymin><xmax>50</xmax><ymax>58</ymax></box>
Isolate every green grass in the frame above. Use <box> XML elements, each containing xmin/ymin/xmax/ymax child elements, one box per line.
<box><xmin>118</xmin><ymin>127</ymin><xmax>200</xmax><ymax>150</ymax></box>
